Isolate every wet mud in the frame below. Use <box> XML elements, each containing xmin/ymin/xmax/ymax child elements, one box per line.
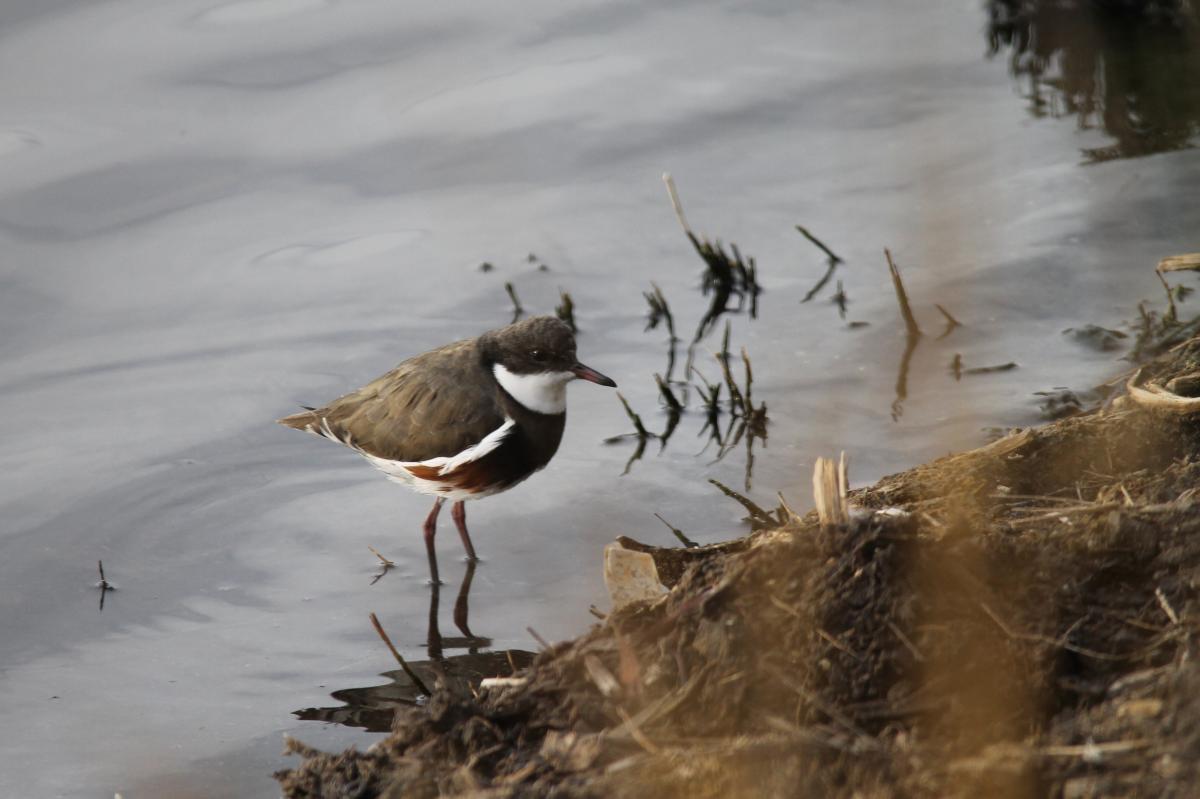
<box><xmin>277</xmin><ymin>332</ymin><xmax>1200</xmax><ymax>797</ymax></box>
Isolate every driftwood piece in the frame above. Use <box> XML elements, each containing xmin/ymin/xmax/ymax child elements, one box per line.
<box><xmin>1127</xmin><ymin>365</ymin><xmax>1200</xmax><ymax>414</ymax></box>
<box><xmin>813</xmin><ymin>453</ymin><xmax>849</xmax><ymax>527</ymax></box>
<box><xmin>615</xmin><ymin>535</ymin><xmax>750</xmax><ymax>588</ymax></box>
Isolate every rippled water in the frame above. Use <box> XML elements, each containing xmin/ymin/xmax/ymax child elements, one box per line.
<box><xmin>1</xmin><ymin>1</ymin><xmax>1198</xmax><ymax>795</ymax></box>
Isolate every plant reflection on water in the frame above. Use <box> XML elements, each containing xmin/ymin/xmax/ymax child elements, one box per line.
<box><xmin>987</xmin><ymin>0</ymin><xmax>1200</xmax><ymax>162</ymax></box>
<box><xmin>606</xmin><ymin>329</ymin><xmax>768</xmax><ymax>493</ymax></box>
<box><xmin>610</xmin><ymin>178</ymin><xmax>770</xmax><ymax>491</ymax></box>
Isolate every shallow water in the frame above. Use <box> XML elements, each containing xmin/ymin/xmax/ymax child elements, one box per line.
<box><xmin>1</xmin><ymin>1</ymin><xmax>1198</xmax><ymax>796</ymax></box>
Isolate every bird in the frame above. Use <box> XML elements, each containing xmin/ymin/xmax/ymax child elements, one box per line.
<box><xmin>278</xmin><ymin>315</ymin><xmax>616</xmax><ymax>582</ymax></box>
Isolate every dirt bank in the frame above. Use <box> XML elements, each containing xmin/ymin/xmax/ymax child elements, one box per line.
<box><xmin>278</xmin><ymin>336</ymin><xmax>1200</xmax><ymax>799</ymax></box>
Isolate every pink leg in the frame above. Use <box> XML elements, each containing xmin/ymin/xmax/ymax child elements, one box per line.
<box><xmin>423</xmin><ymin>497</ymin><xmax>445</xmax><ymax>584</ymax></box>
<box><xmin>451</xmin><ymin>500</ymin><xmax>478</xmax><ymax>561</ymax></box>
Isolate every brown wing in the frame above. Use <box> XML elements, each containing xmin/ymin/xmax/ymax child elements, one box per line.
<box><xmin>278</xmin><ymin>338</ymin><xmax>506</xmax><ymax>462</ymax></box>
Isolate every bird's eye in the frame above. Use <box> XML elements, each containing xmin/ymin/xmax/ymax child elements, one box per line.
<box><xmin>530</xmin><ymin>349</ymin><xmax>547</xmax><ymax>361</ymax></box>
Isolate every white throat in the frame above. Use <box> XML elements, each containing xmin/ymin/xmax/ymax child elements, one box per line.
<box><xmin>493</xmin><ymin>364</ymin><xmax>573</xmax><ymax>415</ymax></box>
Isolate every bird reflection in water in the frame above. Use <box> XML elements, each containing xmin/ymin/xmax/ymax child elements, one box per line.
<box><xmin>294</xmin><ymin>562</ymin><xmax>535</xmax><ymax>733</ymax></box>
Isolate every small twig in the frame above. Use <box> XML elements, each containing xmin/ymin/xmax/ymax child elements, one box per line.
<box><xmin>97</xmin><ymin>560</ymin><xmax>113</xmax><ymax>611</ymax></box>
<box><xmin>617</xmin><ymin>707</ymin><xmax>662</xmax><ymax>755</ymax></box>
<box><xmin>795</xmin><ymin>225</ymin><xmax>843</xmax><ymax>265</ymax></box>
<box><xmin>663</xmin><ymin>174</ymin><xmax>758</xmax><ymax>344</ymax></box>
<box><xmin>1007</xmin><ymin>500</ymin><xmax>1115</xmax><ymax>515</ymax></box>
<box><xmin>643</xmin><ymin>283</ymin><xmax>678</xmax><ymax>341</ymax></box>
<box><xmin>1156</xmin><ymin>268</ymin><xmax>1179</xmax><ymax>323</ymax></box>
<box><xmin>887</xmin><ymin>621</ymin><xmax>925</xmax><ymax>663</ymax></box>
<box><xmin>367</xmin><ymin>545</ymin><xmax>395</xmax><ymax>567</ymax></box>
<box><xmin>662</xmin><ymin>172</ymin><xmax>693</xmax><ymax>235</ymax></box>
<box><xmin>837</xmin><ymin>451</ymin><xmax>848</xmax><ymax>502</ymax></box>
<box><xmin>504</xmin><ymin>282</ymin><xmax>524</xmax><ymax>323</ymax></box>
<box><xmin>963</xmin><ymin>362</ymin><xmax>1017</xmax><ymax>376</ymax></box>
<box><xmin>776</xmin><ymin>491</ymin><xmax>801</xmax><ymax>523</ymax></box>
<box><xmin>1039</xmin><ymin>740</ymin><xmax>1152</xmax><ymax>758</ymax></box>
<box><xmin>692</xmin><ymin>367</ymin><xmax>722</xmax><ymax>409</ymax></box>
<box><xmin>891</xmin><ymin>331</ymin><xmax>920</xmax><ymax>421</ymax></box>
<box><xmin>658</xmin><ymin>402</ymin><xmax>682</xmax><ymax>447</ymax></box>
<box><xmin>796</xmin><ymin>226</ymin><xmax>843</xmax><ymax>303</ymax></box>
<box><xmin>832</xmin><ymin>280</ymin><xmax>848</xmax><ymax>318</ymax></box>
<box><xmin>1008</xmin><ymin>502</ymin><xmax>1122</xmax><ymax>528</ymax></box>
<box><xmin>555</xmin><ymin>289</ymin><xmax>577</xmax><ymax>332</ymax></box>
<box><xmin>369</xmin><ymin>612</ymin><xmax>432</xmax><ymax>696</ymax></box>
<box><xmin>613</xmin><ymin>634</ymin><xmax>645</xmax><ymax>696</ymax></box>
<box><xmin>980</xmin><ymin>602</ymin><xmax>1128</xmax><ymax>661</ymax></box>
<box><xmin>654</xmin><ymin>374</ymin><xmax>684</xmax><ymax>413</ymax></box>
<box><xmin>740</xmin><ymin>347</ymin><xmax>754</xmax><ymax>412</ymax></box>
<box><xmin>584</xmin><ymin>654</ymin><xmax>621</xmax><ymax>697</ymax></box>
<box><xmin>654</xmin><ymin>512</ymin><xmax>698</xmax><ymax>548</ymax></box>
<box><xmin>1157</xmin><ymin>254</ymin><xmax>1200</xmax><ymax>324</ymax></box>
<box><xmin>771</xmin><ymin>595</ymin><xmax>863</xmax><ymax>661</ymax></box>
<box><xmin>715</xmin><ymin>351</ymin><xmax>744</xmax><ymax>413</ymax></box>
<box><xmin>767</xmin><ymin>595</ymin><xmax>802</xmax><ymax>620</ymax></box>
<box><xmin>616</xmin><ymin>392</ymin><xmax>652</xmax><ymax>439</ymax></box>
<box><xmin>990</xmin><ymin>492</ymin><xmax>1085</xmax><ymax>504</ymax></box>
<box><xmin>767</xmin><ymin>665</ymin><xmax>875</xmax><ymax>744</ymax></box>
<box><xmin>527</xmin><ymin>626</ymin><xmax>551</xmax><ymax>650</ymax></box>
<box><xmin>1155</xmin><ymin>587</ymin><xmax>1181</xmax><ymax>626</ymax></box>
<box><xmin>816</xmin><ymin>627</ymin><xmax>863</xmax><ymax>661</ymax></box>
<box><xmin>884</xmin><ymin>249</ymin><xmax>922</xmax><ymax>339</ymax></box>
<box><xmin>801</xmin><ymin>262</ymin><xmax>838</xmax><ymax>303</ymax></box>
<box><xmin>709</xmin><ymin>478</ymin><xmax>774</xmax><ymax>526</ymax></box>
<box><xmin>935</xmin><ymin>304</ymin><xmax>962</xmax><ymax>339</ymax></box>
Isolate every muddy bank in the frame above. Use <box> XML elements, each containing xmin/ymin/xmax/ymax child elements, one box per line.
<box><xmin>278</xmin><ymin>335</ymin><xmax>1200</xmax><ymax>798</ymax></box>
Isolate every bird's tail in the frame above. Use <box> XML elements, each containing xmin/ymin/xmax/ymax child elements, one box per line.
<box><xmin>277</xmin><ymin>408</ymin><xmax>355</xmax><ymax>448</ymax></box>
<box><xmin>277</xmin><ymin>407</ymin><xmax>320</xmax><ymax>431</ymax></box>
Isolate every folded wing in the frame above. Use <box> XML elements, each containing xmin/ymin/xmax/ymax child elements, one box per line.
<box><xmin>278</xmin><ymin>339</ymin><xmax>506</xmax><ymax>463</ymax></box>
